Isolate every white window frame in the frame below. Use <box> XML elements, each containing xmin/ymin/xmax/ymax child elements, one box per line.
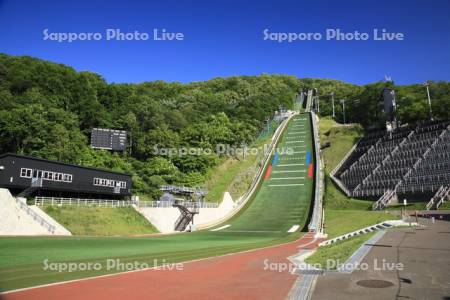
<box><xmin>20</xmin><ymin>168</ymin><xmax>32</xmax><ymax>178</ymax></box>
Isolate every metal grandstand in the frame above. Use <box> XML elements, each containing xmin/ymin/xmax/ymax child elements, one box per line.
<box><xmin>332</xmin><ymin>120</ymin><xmax>450</xmax><ymax>210</ymax></box>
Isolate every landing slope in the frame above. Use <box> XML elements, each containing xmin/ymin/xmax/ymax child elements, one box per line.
<box><xmin>217</xmin><ymin>113</ymin><xmax>314</xmax><ymax>233</ymax></box>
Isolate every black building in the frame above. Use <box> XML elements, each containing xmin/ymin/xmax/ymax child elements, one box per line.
<box><xmin>0</xmin><ymin>153</ymin><xmax>132</xmax><ymax>199</ymax></box>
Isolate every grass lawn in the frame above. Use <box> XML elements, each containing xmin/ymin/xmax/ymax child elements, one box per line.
<box><xmin>439</xmin><ymin>201</ymin><xmax>450</xmax><ymax>210</ymax></box>
<box><xmin>204</xmin><ymin>124</ymin><xmax>277</xmax><ymax>202</ymax></box>
<box><xmin>42</xmin><ymin>206</ymin><xmax>158</xmax><ymax>236</ymax></box>
<box><xmin>305</xmin><ymin>232</ymin><xmax>375</xmax><ymax>270</ymax></box>
<box><xmin>318</xmin><ymin>116</ymin><xmax>368</xmax><ymax>210</ymax></box>
<box><xmin>0</xmin><ymin>114</ymin><xmax>314</xmax><ymax>292</ymax></box>
<box><xmin>324</xmin><ymin>210</ymin><xmax>398</xmax><ymax>238</ymax></box>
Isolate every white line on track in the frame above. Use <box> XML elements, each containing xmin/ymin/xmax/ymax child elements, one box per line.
<box><xmin>210</xmin><ymin>224</ymin><xmax>231</xmax><ymax>231</ymax></box>
<box><xmin>277</xmin><ymin>163</ymin><xmax>305</xmax><ymax>166</ymax></box>
<box><xmin>287</xmin><ymin>225</ymin><xmax>300</xmax><ymax>233</ymax></box>
<box><xmin>292</xmin><ymin>151</ymin><xmax>306</xmax><ymax>154</ymax></box>
<box><xmin>285</xmin><ymin>141</ymin><xmax>304</xmax><ymax>144</ymax></box>
<box><xmin>268</xmin><ymin>183</ymin><xmax>304</xmax><ymax>187</ymax></box>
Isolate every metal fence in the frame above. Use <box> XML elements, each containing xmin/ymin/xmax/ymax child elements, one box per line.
<box><xmin>35</xmin><ymin>197</ymin><xmax>132</xmax><ymax>207</ymax></box>
<box><xmin>34</xmin><ymin>196</ymin><xmax>219</xmax><ymax>209</ymax></box>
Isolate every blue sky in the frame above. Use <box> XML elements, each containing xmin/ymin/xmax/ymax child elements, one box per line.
<box><xmin>0</xmin><ymin>0</ymin><xmax>449</xmax><ymax>85</ymax></box>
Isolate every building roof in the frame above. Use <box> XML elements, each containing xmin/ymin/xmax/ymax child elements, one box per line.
<box><xmin>0</xmin><ymin>153</ymin><xmax>132</xmax><ymax>177</ymax></box>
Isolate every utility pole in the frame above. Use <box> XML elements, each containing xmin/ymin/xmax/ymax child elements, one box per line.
<box><xmin>331</xmin><ymin>92</ymin><xmax>335</xmax><ymax>118</ymax></box>
<box><xmin>341</xmin><ymin>99</ymin><xmax>346</xmax><ymax>124</ymax></box>
<box><xmin>424</xmin><ymin>82</ymin><xmax>433</xmax><ymax>121</ymax></box>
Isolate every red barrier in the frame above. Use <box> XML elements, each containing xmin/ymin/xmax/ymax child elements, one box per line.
<box><xmin>264</xmin><ymin>165</ymin><xmax>272</xmax><ymax>180</ymax></box>
<box><xmin>307</xmin><ymin>163</ymin><xmax>313</xmax><ymax>178</ymax></box>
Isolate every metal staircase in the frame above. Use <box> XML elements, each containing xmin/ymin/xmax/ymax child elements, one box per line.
<box><xmin>426</xmin><ymin>186</ymin><xmax>450</xmax><ymax>210</ymax></box>
<box><xmin>372</xmin><ymin>189</ymin><xmax>397</xmax><ymax>210</ymax></box>
<box><xmin>17</xmin><ymin>178</ymin><xmax>43</xmax><ymax>198</ymax></box>
<box><xmin>173</xmin><ymin>201</ymin><xmax>199</xmax><ymax>231</ymax></box>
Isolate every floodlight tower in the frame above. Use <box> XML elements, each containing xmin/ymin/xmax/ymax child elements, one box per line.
<box><xmin>423</xmin><ymin>81</ymin><xmax>434</xmax><ymax>121</ymax></box>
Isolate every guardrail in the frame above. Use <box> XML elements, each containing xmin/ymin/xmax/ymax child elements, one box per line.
<box><xmin>16</xmin><ymin>197</ymin><xmax>56</xmax><ymax>233</ymax></box>
<box><xmin>308</xmin><ymin>111</ymin><xmax>324</xmax><ymax>233</ymax></box>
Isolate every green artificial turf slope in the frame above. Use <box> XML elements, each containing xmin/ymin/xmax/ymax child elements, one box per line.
<box><xmin>222</xmin><ymin>114</ymin><xmax>313</xmax><ymax>232</ymax></box>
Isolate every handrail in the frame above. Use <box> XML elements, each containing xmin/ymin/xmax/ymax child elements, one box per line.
<box><xmin>15</xmin><ymin>197</ymin><xmax>56</xmax><ymax>234</ymax></box>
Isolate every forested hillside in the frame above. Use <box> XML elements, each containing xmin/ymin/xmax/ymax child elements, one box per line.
<box><xmin>0</xmin><ymin>54</ymin><xmax>301</xmax><ymax>198</ymax></box>
<box><xmin>0</xmin><ymin>54</ymin><xmax>448</xmax><ymax>198</ymax></box>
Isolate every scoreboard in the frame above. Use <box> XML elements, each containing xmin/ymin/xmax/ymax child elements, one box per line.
<box><xmin>91</xmin><ymin>128</ymin><xmax>127</xmax><ymax>151</ymax></box>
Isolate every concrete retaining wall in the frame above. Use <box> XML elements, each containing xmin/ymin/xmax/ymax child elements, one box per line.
<box><xmin>136</xmin><ymin>192</ymin><xmax>236</xmax><ymax>233</ymax></box>
<box><xmin>0</xmin><ymin>188</ymin><xmax>71</xmax><ymax>235</ymax></box>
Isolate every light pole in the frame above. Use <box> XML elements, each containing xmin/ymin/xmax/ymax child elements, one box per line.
<box><xmin>341</xmin><ymin>99</ymin><xmax>346</xmax><ymax>124</ymax></box>
<box><xmin>331</xmin><ymin>92</ymin><xmax>335</xmax><ymax>118</ymax></box>
<box><xmin>423</xmin><ymin>82</ymin><xmax>433</xmax><ymax>121</ymax></box>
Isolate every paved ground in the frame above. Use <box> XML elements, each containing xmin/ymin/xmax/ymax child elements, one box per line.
<box><xmin>2</xmin><ymin>233</ymin><xmax>323</xmax><ymax>300</ymax></box>
<box><xmin>312</xmin><ymin>218</ymin><xmax>450</xmax><ymax>300</ymax></box>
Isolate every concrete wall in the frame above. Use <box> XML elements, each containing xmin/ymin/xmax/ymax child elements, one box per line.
<box><xmin>0</xmin><ymin>189</ymin><xmax>52</xmax><ymax>235</ymax></box>
<box><xmin>136</xmin><ymin>192</ymin><xmax>236</xmax><ymax>233</ymax></box>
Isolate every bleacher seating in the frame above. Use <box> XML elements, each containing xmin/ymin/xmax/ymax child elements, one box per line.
<box><xmin>335</xmin><ymin>120</ymin><xmax>450</xmax><ymax>199</ymax></box>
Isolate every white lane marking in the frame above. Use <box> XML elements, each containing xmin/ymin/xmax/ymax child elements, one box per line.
<box><xmin>268</xmin><ymin>184</ymin><xmax>305</xmax><ymax>187</ymax></box>
<box><xmin>288</xmin><ymin>225</ymin><xmax>300</xmax><ymax>233</ymax></box>
<box><xmin>279</xmin><ymin>158</ymin><xmax>305</xmax><ymax>161</ymax></box>
<box><xmin>272</xmin><ymin>170</ymin><xmax>305</xmax><ymax>173</ymax></box>
<box><xmin>292</xmin><ymin>151</ymin><xmax>306</xmax><ymax>154</ymax></box>
<box><xmin>288</xmin><ymin>132</ymin><xmax>305</xmax><ymax>135</ymax></box>
<box><xmin>277</xmin><ymin>163</ymin><xmax>305</xmax><ymax>166</ymax></box>
<box><xmin>285</xmin><ymin>141</ymin><xmax>304</xmax><ymax>144</ymax></box>
<box><xmin>270</xmin><ymin>177</ymin><xmax>305</xmax><ymax>180</ymax></box>
<box><xmin>210</xmin><ymin>224</ymin><xmax>231</xmax><ymax>231</ymax></box>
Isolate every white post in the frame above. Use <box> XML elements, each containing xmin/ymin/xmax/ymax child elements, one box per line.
<box><xmin>425</xmin><ymin>83</ymin><xmax>433</xmax><ymax>120</ymax></box>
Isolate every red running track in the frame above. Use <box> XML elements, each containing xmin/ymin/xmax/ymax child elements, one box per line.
<box><xmin>3</xmin><ymin>233</ymin><xmax>322</xmax><ymax>300</ymax></box>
